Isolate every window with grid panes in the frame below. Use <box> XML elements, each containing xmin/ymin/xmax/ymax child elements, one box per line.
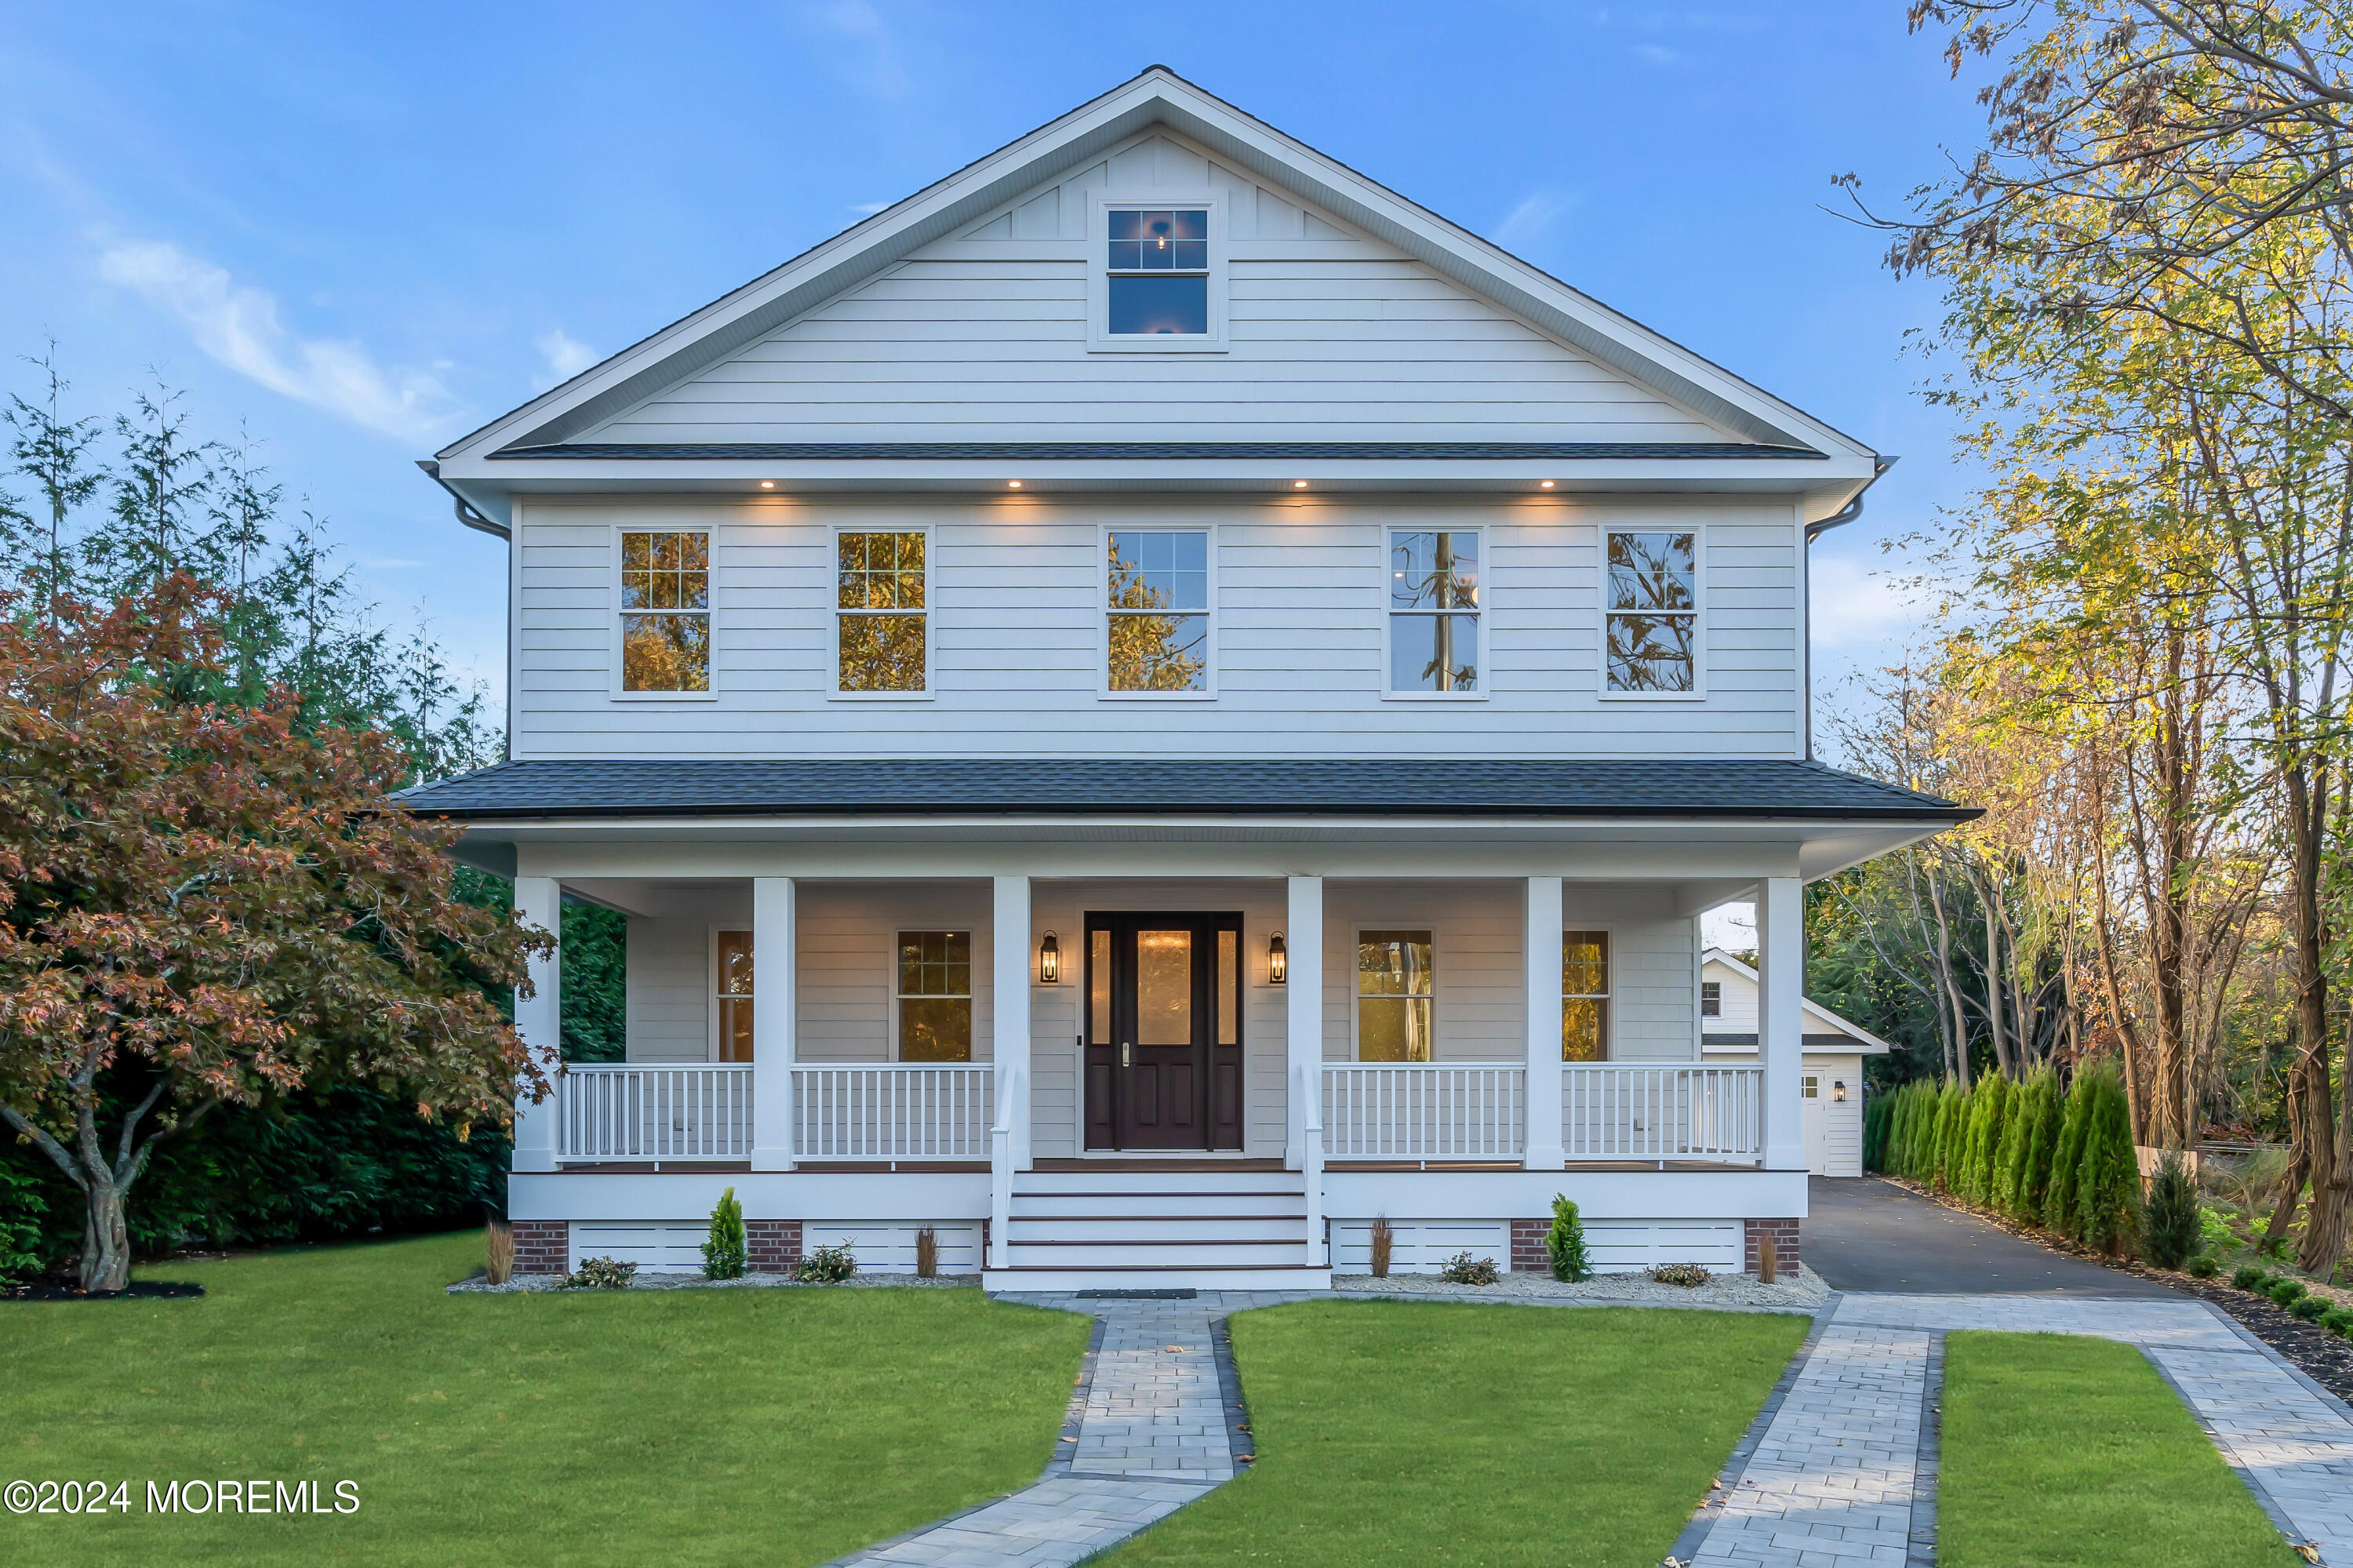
<box><xmin>837</xmin><ymin>530</ymin><xmax>926</xmax><ymax>692</ymax></box>
<box><xmin>620</xmin><ymin>530</ymin><xmax>710</xmax><ymax>692</ymax></box>
<box><xmin>897</xmin><ymin>931</ymin><xmax>972</xmax><ymax>1061</ymax></box>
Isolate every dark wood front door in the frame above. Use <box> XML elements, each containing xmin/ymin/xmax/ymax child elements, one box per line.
<box><xmin>1083</xmin><ymin>913</ymin><xmax>1243</xmax><ymax>1151</ymax></box>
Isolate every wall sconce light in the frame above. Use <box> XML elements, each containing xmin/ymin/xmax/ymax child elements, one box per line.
<box><xmin>1038</xmin><ymin>930</ymin><xmax>1061</xmax><ymax>985</ymax></box>
<box><xmin>1267</xmin><ymin>931</ymin><xmax>1287</xmax><ymax>985</ymax></box>
<box><xmin>1833</xmin><ymin>1080</ymin><xmax>1848</xmax><ymax>1102</ymax></box>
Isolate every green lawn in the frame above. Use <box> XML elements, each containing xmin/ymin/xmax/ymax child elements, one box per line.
<box><xmin>1939</xmin><ymin>1331</ymin><xmax>2295</xmax><ymax>1567</ymax></box>
<box><xmin>3</xmin><ymin>1231</ymin><xmax>1089</xmax><ymax>1567</ymax></box>
<box><xmin>1104</xmin><ymin>1299</ymin><xmax>1806</xmax><ymax>1568</ymax></box>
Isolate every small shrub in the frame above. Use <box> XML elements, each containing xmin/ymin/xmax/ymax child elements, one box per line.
<box><xmin>1547</xmin><ymin>1194</ymin><xmax>1592</xmax><ymax>1282</ymax></box>
<box><xmin>2186</xmin><ymin>1256</ymin><xmax>2219</xmax><ymax>1279</ymax></box>
<box><xmin>2288</xmin><ymin>1294</ymin><xmax>2329</xmax><ymax>1322</ymax></box>
<box><xmin>701</xmin><ymin>1186</ymin><xmax>746</xmax><ymax>1280</ymax></box>
<box><xmin>1438</xmin><ymin>1251</ymin><xmax>1500</xmax><ymax>1286</ymax></box>
<box><xmin>915</xmin><ymin>1225</ymin><xmax>938</xmax><ymax>1279</ymax></box>
<box><xmin>2321</xmin><ymin>1308</ymin><xmax>2353</xmax><ymax>1338</ymax></box>
<box><xmin>2269</xmin><ymin>1278</ymin><xmax>2308</xmax><ymax>1307</ymax></box>
<box><xmin>566</xmin><ymin>1256</ymin><xmax>637</xmax><ymax>1290</ymax></box>
<box><xmin>1369</xmin><ymin>1215</ymin><xmax>1394</xmax><ymax>1279</ymax></box>
<box><xmin>1648</xmin><ymin>1262</ymin><xmax>1711</xmax><ymax>1287</ymax></box>
<box><xmin>484</xmin><ymin>1219</ymin><xmax>515</xmax><ymax>1286</ymax></box>
<box><xmin>2138</xmin><ymin>1153</ymin><xmax>2201</xmax><ymax>1269</ymax></box>
<box><xmin>2231</xmin><ymin>1264</ymin><xmax>2269</xmax><ymax>1292</ymax></box>
<box><xmin>2198</xmin><ymin>1206</ymin><xmax>2238</xmax><ymax>1253</ymax></box>
<box><xmin>798</xmin><ymin>1242</ymin><xmax>857</xmax><ymax>1284</ymax></box>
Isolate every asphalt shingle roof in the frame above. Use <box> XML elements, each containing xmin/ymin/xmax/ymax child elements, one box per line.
<box><xmin>394</xmin><ymin>759</ymin><xmax>1973</xmax><ymax>822</ymax></box>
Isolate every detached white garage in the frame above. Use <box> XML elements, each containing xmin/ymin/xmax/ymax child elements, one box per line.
<box><xmin>1698</xmin><ymin>948</ymin><xmax>1891</xmax><ymax>1177</ymax></box>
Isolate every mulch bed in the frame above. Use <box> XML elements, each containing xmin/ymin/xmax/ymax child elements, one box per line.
<box><xmin>2</xmin><ymin>1277</ymin><xmax>205</xmax><ymax>1302</ymax></box>
<box><xmin>1881</xmin><ymin>1175</ymin><xmax>2353</xmax><ymax>1406</ymax></box>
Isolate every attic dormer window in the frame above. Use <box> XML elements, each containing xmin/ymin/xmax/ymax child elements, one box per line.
<box><xmin>1106</xmin><ymin>208</ymin><xmax>1208</xmax><ymax>335</ymax></box>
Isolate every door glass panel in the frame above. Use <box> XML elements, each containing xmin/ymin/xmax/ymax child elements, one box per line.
<box><xmin>720</xmin><ymin>998</ymin><xmax>754</xmax><ymax>1062</ymax></box>
<box><xmin>1090</xmin><ymin>927</ymin><xmax>1112</xmax><ymax>1043</ymax></box>
<box><xmin>1136</xmin><ymin>929</ymin><xmax>1193</xmax><ymax>1046</ymax></box>
<box><xmin>1217</xmin><ymin>929</ymin><xmax>1238</xmax><ymax>1046</ymax></box>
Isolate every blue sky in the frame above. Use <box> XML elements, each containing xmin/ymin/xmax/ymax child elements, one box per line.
<box><xmin>2</xmin><ymin>2</ymin><xmax>1988</xmax><ymax>717</ymax></box>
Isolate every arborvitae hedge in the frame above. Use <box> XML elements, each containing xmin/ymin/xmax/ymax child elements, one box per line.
<box><xmin>2074</xmin><ymin>1069</ymin><xmax>2139</xmax><ymax>1253</ymax></box>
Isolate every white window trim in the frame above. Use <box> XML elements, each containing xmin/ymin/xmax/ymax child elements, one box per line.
<box><xmin>1381</xmin><ymin>525</ymin><xmax>1489</xmax><ymax>702</ymax></box>
<box><xmin>827</xmin><ymin>522</ymin><xmax>936</xmax><ymax>701</ymax></box>
<box><xmin>1562</xmin><ymin>922</ymin><xmax>1618</xmax><ymax>1064</ymax></box>
<box><xmin>1087</xmin><ymin>194</ymin><xmax>1228</xmax><ymax>354</ymax></box>
<box><xmin>1099</xmin><ymin>522</ymin><xmax>1218</xmax><ymax>701</ymax></box>
<box><xmin>1350</xmin><ymin>924</ymin><xmax>1439</xmax><ymax>1064</ymax></box>
<box><xmin>610</xmin><ymin>522</ymin><xmax>718</xmax><ymax>702</ymax></box>
<box><xmin>892</xmin><ymin>928</ymin><xmax>976</xmax><ymax>1064</ymax></box>
<box><xmin>1598</xmin><ymin>525</ymin><xmax>1706</xmax><ymax>702</ymax></box>
<box><xmin>709</xmin><ymin>925</ymin><xmax>753</xmax><ymax>1064</ymax></box>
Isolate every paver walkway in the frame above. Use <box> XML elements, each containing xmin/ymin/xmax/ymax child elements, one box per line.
<box><xmin>826</xmin><ymin>1290</ymin><xmax>1311</xmax><ymax>1568</ymax></box>
<box><xmin>1689</xmin><ymin>1291</ymin><xmax>2353</xmax><ymax>1568</ymax></box>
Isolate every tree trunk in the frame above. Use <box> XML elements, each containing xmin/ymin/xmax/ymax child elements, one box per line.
<box><xmin>2282</xmin><ymin>762</ymin><xmax>2346</xmax><ymax>1274</ymax></box>
<box><xmin>78</xmin><ymin>1172</ymin><xmax>133</xmax><ymax>1292</ymax></box>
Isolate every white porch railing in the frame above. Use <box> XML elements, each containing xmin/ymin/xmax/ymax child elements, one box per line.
<box><xmin>1322</xmin><ymin>1064</ymin><xmax>1526</xmax><ymax>1159</ymax></box>
<box><xmin>1563</xmin><ymin>1064</ymin><xmax>1763</xmax><ymax>1161</ymax></box>
<box><xmin>792</xmin><ymin>1064</ymin><xmax>995</xmax><ymax>1160</ymax></box>
<box><xmin>557</xmin><ymin>1064</ymin><xmax>753</xmax><ymax>1161</ymax></box>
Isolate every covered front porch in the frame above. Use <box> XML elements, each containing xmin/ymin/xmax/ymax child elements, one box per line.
<box><xmin>499</xmin><ymin>842</ymin><xmax>1824</xmax><ymax>1283</ymax></box>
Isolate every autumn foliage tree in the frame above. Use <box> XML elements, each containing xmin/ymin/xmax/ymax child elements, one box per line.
<box><xmin>0</xmin><ymin>579</ymin><xmax>551</xmax><ymax>1290</ymax></box>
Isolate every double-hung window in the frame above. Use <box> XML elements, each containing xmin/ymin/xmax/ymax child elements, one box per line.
<box><xmin>1106</xmin><ymin>208</ymin><xmax>1208</xmax><ymax>336</ymax></box>
<box><xmin>1387</xmin><ymin>529</ymin><xmax>1480</xmax><ymax>694</ymax></box>
<box><xmin>1605</xmin><ymin>529</ymin><xmax>1698</xmax><ymax>693</ymax></box>
<box><xmin>1562</xmin><ymin>930</ymin><xmax>1611</xmax><ymax>1061</ymax></box>
<box><xmin>1700</xmin><ymin>980</ymin><xmax>1722</xmax><ymax>1018</ymax></box>
<box><xmin>1358</xmin><ymin>930</ymin><xmax>1435</xmax><ymax>1062</ymax></box>
<box><xmin>1107</xmin><ymin>529</ymin><xmax>1211</xmax><ymax>693</ymax></box>
<box><xmin>620</xmin><ymin>529</ymin><xmax>711</xmax><ymax>693</ymax></box>
<box><xmin>897</xmin><ymin>931</ymin><xmax>973</xmax><ymax>1062</ymax></box>
<box><xmin>836</xmin><ymin>529</ymin><xmax>927</xmax><ymax>693</ymax></box>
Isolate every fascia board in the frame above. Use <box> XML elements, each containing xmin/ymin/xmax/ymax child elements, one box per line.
<box><xmin>435</xmin><ymin>453</ymin><xmax>1874</xmax><ymax>488</ymax></box>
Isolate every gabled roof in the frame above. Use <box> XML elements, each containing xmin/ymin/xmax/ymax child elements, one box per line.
<box><xmin>1700</xmin><ymin>946</ymin><xmax>1897</xmax><ymax>1056</ymax></box>
<box><xmin>432</xmin><ymin>66</ymin><xmax>1878</xmax><ymax>478</ymax></box>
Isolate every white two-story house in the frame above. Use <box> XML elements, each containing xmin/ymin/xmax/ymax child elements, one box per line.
<box><xmin>405</xmin><ymin>67</ymin><xmax>1973</xmax><ymax>1287</ymax></box>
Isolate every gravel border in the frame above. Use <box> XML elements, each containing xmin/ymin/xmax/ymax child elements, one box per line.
<box><xmin>447</xmin><ymin>1271</ymin><xmax>981</xmax><ymax>1294</ymax></box>
<box><xmin>1329</xmin><ymin>1264</ymin><xmax>1828</xmax><ymax>1310</ymax></box>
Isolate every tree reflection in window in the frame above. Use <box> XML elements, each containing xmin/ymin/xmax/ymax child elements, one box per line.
<box><xmin>1107</xmin><ymin>530</ymin><xmax>1209</xmax><ymax>691</ymax></box>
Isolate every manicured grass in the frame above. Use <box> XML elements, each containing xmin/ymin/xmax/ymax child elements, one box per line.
<box><xmin>1940</xmin><ymin>1332</ymin><xmax>2294</xmax><ymax>1567</ymax></box>
<box><xmin>3</xmin><ymin>1232</ymin><xmax>1089</xmax><ymax>1566</ymax></box>
<box><xmin>1105</xmin><ymin>1300</ymin><xmax>1806</xmax><ymax>1567</ymax></box>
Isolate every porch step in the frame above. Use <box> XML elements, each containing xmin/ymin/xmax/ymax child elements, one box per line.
<box><xmin>1003</xmin><ymin>1167</ymin><xmax>1314</xmax><ymax>1279</ymax></box>
<box><xmin>984</xmin><ymin>1264</ymin><xmax>1333</xmax><ymax>1293</ymax></box>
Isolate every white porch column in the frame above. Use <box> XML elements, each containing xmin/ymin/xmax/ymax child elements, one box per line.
<box><xmin>750</xmin><ymin>876</ymin><xmax>797</xmax><ymax>1172</ymax></box>
<box><xmin>511</xmin><ymin>875</ymin><xmax>562</xmax><ymax>1173</ymax></box>
<box><xmin>1522</xmin><ymin>875</ymin><xmax>1565</xmax><ymax>1170</ymax></box>
<box><xmin>1285</xmin><ymin>875</ymin><xmax>1326</xmax><ymax>1265</ymax></box>
<box><xmin>988</xmin><ymin>875</ymin><xmax>1031</xmax><ymax>1268</ymax></box>
<box><xmin>1756</xmin><ymin>875</ymin><xmax>1806</xmax><ymax>1171</ymax></box>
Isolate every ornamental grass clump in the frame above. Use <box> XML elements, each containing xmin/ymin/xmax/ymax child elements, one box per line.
<box><xmin>701</xmin><ymin>1186</ymin><xmax>747</xmax><ymax>1279</ymax></box>
<box><xmin>798</xmin><ymin>1242</ymin><xmax>857</xmax><ymax>1284</ymax></box>
<box><xmin>1438</xmin><ymin>1252</ymin><xmax>1499</xmax><ymax>1286</ymax></box>
<box><xmin>1547</xmin><ymin>1194</ymin><xmax>1592</xmax><ymax>1282</ymax></box>
<box><xmin>915</xmin><ymin>1225</ymin><xmax>938</xmax><ymax>1279</ymax></box>
<box><xmin>566</xmin><ymin>1256</ymin><xmax>636</xmax><ymax>1290</ymax></box>
<box><xmin>484</xmin><ymin>1219</ymin><xmax>515</xmax><ymax>1286</ymax></box>
<box><xmin>2139</xmin><ymin>1154</ymin><xmax>2201</xmax><ymax>1270</ymax></box>
<box><xmin>1369</xmin><ymin>1215</ymin><xmax>1395</xmax><ymax>1278</ymax></box>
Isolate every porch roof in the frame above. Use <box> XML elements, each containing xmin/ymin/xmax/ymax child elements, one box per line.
<box><xmin>395</xmin><ymin>758</ymin><xmax>1974</xmax><ymax>824</ymax></box>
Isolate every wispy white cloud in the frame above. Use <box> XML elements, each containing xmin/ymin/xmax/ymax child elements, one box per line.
<box><xmin>532</xmin><ymin>328</ymin><xmax>598</xmax><ymax>391</ymax></box>
<box><xmin>1633</xmin><ymin>42</ymin><xmax>1685</xmax><ymax>65</ymax></box>
<box><xmin>850</xmin><ymin>200</ymin><xmax>893</xmax><ymax>216</ymax></box>
<box><xmin>802</xmin><ymin>1</ymin><xmax>911</xmax><ymax>100</ymax></box>
<box><xmin>1492</xmin><ymin>187</ymin><xmax>1580</xmax><ymax>251</ymax></box>
<box><xmin>1807</xmin><ymin>553</ymin><xmax>1928</xmax><ymax>650</ymax></box>
<box><xmin>96</xmin><ymin>239</ymin><xmax>460</xmax><ymax>443</ymax></box>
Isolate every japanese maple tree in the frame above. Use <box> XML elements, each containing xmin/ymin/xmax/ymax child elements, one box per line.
<box><xmin>0</xmin><ymin>577</ymin><xmax>551</xmax><ymax>1290</ymax></box>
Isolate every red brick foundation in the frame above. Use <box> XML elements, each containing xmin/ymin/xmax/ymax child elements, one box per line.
<box><xmin>1744</xmin><ymin>1217</ymin><xmax>1801</xmax><ymax>1272</ymax></box>
<box><xmin>511</xmin><ymin>1220</ymin><xmax>569</xmax><ymax>1275</ymax></box>
<box><xmin>1511</xmin><ymin>1219</ymin><xmax>1551</xmax><ymax>1274</ymax></box>
<box><xmin>747</xmin><ymin>1219</ymin><xmax>803</xmax><ymax>1274</ymax></box>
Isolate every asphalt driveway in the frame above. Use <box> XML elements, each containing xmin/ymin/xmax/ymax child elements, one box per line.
<box><xmin>1806</xmin><ymin>1176</ymin><xmax>2178</xmax><ymax>1295</ymax></box>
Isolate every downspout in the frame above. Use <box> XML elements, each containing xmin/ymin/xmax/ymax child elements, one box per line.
<box><xmin>1801</xmin><ymin>454</ymin><xmax>1897</xmax><ymax>759</ymax></box>
<box><xmin>416</xmin><ymin>460</ymin><xmax>515</xmax><ymax>765</ymax></box>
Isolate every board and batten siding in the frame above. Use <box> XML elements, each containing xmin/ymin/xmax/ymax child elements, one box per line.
<box><xmin>585</xmin><ymin>130</ymin><xmax>1727</xmax><ymax>446</ymax></box>
<box><xmin>512</xmin><ymin>493</ymin><xmax>1802</xmax><ymax>760</ymax></box>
